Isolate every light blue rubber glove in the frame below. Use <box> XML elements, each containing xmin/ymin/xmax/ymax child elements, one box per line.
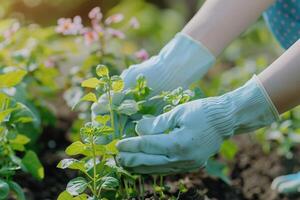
<box><xmin>91</xmin><ymin>32</ymin><xmax>215</xmax><ymax>115</ymax></box>
<box><xmin>116</xmin><ymin>76</ymin><xmax>279</xmax><ymax>174</ymax></box>
<box><xmin>272</xmin><ymin>172</ymin><xmax>300</xmax><ymax>194</ymax></box>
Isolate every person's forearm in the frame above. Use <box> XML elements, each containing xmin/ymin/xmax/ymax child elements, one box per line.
<box><xmin>258</xmin><ymin>39</ymin><xmax>300</xmax><ymax>114</ymax></box>
<box><xmin>182</xmin><ymin>0</ymin><xmax>275</xmax><ymax>56</ymax></box>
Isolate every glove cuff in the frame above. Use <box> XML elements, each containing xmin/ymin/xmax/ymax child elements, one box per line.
<box><xmin>228</xmin><ymin>75</ymin><xmax>280</xmax><ymax>135</ymax></box>
<box><xmin>204</xmin><ymin>75</ymin><xmax>279</xmax><ymax>138</ymax></box>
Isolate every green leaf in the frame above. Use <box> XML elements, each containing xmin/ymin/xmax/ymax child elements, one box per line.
<box><xmin>7</xmin><ymin>181</ymin><xmax>25</xmax><ymax>200</ymax></box>
<box><xmin>0</xmin><ymin>70</ymin><xmax>27</xmax><ymax>88</ymax></box>
<box><xmin>0</xmin><ymin>108</ymin><xmax>16</xmax><ymax>123</ymax></box>
<box><xmin>220</xmin><ymin>140</ymin><xmax>238</xmax><ymax>161</ymax></box>
<box><xmin>101</xmin><ymin>176</ymin><xmax>119</xmax><ymax>190</ymax></box>
<box><xmin>0</xmin><ymin>179</ymin><xmax>9</xmax><ymax>200</ymax></box>
<box><xmin>94</xmin><ymin>115</ymin><xmax>110</xmax><ymax>125</ymax></box>
<box><xmin>57</xmin><ymin>190</ymin><xmax>72</xmax><ymax>200</ymax></box>
<box><xmin>66</xmin><ymin>177</ymin><xmax>88</xmax><ymax>196</ymax></box>
<box><xmin>105</xmin><ymin>140</ymin><xmax>119</xmax><ymax>155</ymax></box>
<box><xmin>65</xmin><ymin>141</ymin><xmax>87</xmax><ymax>156</ymax></box>
<box><xmin>73</xmin><ymin>193</ymin><xmax>89</xmax><ymax>200</ymax></box>
<box><xmin>57</xmin><ymin>159</ymin><xmax>86</xmax><ymax>172</ymax></box>
<box><xmin>9</xmin><ymin>134</ymin><xmax>30</xmax><ymax>145</ymax></box>
<box><xmin>111</xmin><ymin>77</ymin><xmax>124</xmax><ymax>92</ymax></box>
<box><xmin>22</xmin><ymin>150</ymin><xmax>44</xmax><ymax>180</ymax></box>
<box><xmin>96</xmin><ymin>65</ymin><xmax>109</xmax><ymax>77</ymax></box>
<box><xmin>205</xmin><ymin>159</ymin><xmax>231</xmax><ymax>185</ymax></box>
<box><xmin>117</xmin><ymin>100</ymin><xmax>138</xmax><ymax>116</ymax></box>
<box><xmin>81</xmin><ymin>78</ymin><xmax>100</xmax><ymax>89</ymax></box>
<box><xmin>80</xmin><ymin>93</ymin><xmax>97</xmax><ymax>103</ymax></box>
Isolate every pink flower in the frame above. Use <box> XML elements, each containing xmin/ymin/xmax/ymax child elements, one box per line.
<box><xmin>135</xmin><ymin>49</ymin><xmax>149</xmax><ymax>61</ymax></box>
<box><xmin>129</xmin><ymin>17</ymin><xmax>140</xmax><ymax>29</ymax></box>
<box><xmin>107</xmin><ymin>28</ymin><xmax>125</xmax><ymax>39</ymax></box>
<box><xmin>88</xmin><ymin>7</ymin><xmax>102</xmax><ymax>21</ymax></box>
<box><xmin>56</xmin><ymin>16</ymin><xmax>83</xmax><ymax>35</ymax></box>
<box><xmin>44</xmin><ymin>58</ymin><xmax>55</xmax><ymax>68</ymax></box>
<box><xmin>91</xmin><ymin>20</ymin><xmax>103</xmax><ymax>33</ymax></box>
<box><xmin>105</xmin><ymin>14</ymin><xmax>124</xmax><ymax>25</ymax></box>
<box><xmin>83</xmin><ymin>30</ymin><xmax>99</xmax><ymax>45</ymax></box>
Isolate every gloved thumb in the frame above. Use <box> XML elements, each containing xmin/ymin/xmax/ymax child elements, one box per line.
<box><xmin>135</xmin><ymin>111</ymin><xmax>176</xmax><ymax>135</ymax></box>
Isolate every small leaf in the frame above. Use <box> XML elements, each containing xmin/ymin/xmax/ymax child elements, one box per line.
<box><xmin>65</xmin><ymin>141</ymin><xmax>86</xmax><ymax>156</ymax></box>
<box><xmin>220</xmin><ymin>140</ymin><xmax>238</xmax><ymax>161</ymax></box>
<box><xmin>106</xmin><ymin>140</ymin><xmax>119</xmax><ymax>155</ymax></box>
<box><xmin>9</xmin><ymin>134</ymin><xmax>30</xmax><ymax>145</ymax></box>
<box><xmin>94</xmin><ymin>115</ymin><xmax>110</xmax><ymax>125</ymax></box>
<box><xmin>22</xmin><ymin>150</ymin><xmax>44</xmax><ymax>180</ymax></box>
<box><xmin>0</xmin><ymin>108</ymin><xmax>16</xmax><ymax>123</ymax></box>
<box><xmin>57</xmin><ymin>159</ymin><xmax>86</xmax><ymax>172</ymax></box>
<box><xmin>0</xmin><ymin>179</ymin><xmax>9</xmax><ymax>200</ymax></box>
<box><xmin>117</xmin><ymin>100</ymin><xmax>138</xmax><ymax>116</ymax></box>
<box><xmin>111</xmin><ymin>77</ymin><xmax>124</xmax><ymax>92</ymax></box>
<box><xmin>81</xmin><ymin>78</ymin><xmax>100</xmax><ymax>88</ymax></box>
<box><xmin>66</xmin><ymin>177</ymin><xmax>88</xmax><ymax>196</ymax></box>
<box><xmin>101</xmin><ymin>176</ymin><xmax>119</xmax><ymax>190</ymax></box>
<box><xmin>80</xmin><ymin>92</ymin><xmax>97</xmax><ymax>102</ymax></box>
<box><xmin>7</xmin><ymin>181</ymin><xmax>25</xmax><ymax>200</ymax></box>
<box><xmin>96</xmin><ymin>65</ymin><xmax>109</xmax><ymax>77</ymax></box>
<box><xmin>0</xmin><ymin>70</ymin><xmax>27</xmax><ymax>88</ymax></box>
<box><xmin>57</xmin><ymin>190</ymin><xmax>73</xmax><ymax>200</ymax></box>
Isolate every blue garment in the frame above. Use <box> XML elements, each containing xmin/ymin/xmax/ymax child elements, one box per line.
<box><xmin>264</xmin><ymin>0</ymin><xmax>300</xmax><ymax>49</ymax></box>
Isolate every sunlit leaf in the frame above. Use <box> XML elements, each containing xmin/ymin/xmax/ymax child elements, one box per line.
<box><xmin>9</xmin><ymin>134</ymin><xmax>30</xmax><ymax>145</ymax></box>
<box><xmin>57</xmin><ymin>190</ymin><xmax>72</xmax><ymax>200</ymax></box>
<box><xmin>65</xmin><ymin>141</ymin><xmax>87</xmax><ymax>156</ymax></box>
<box><xmin>96</xmin><ymin>65</ymin><xmax>109</xmax><ymax>77</ymax></box>
<box><xmin>80</xmin><ymin>92</ymin><xmax>97</xmax><ymax>102</ymax></box>
<box><xmin>0</xmin><ymin>70</ymin><xmax>27</xmax><ymax>88</ymax></box>
<box><xmin>81</xmin><ymin>78</ymin><xmax>100</xmax><ymax>89</ymax></box>
<box><xmin>94</xmin><ymin>115</ymin><xmax>110</xmax><ymax>125</ymax></box>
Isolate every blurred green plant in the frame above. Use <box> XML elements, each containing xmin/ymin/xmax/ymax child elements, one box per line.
<box><xmin>0</xmin><ymin>70</ymin><xmax>44</xmax><ymax>200</ymax></box>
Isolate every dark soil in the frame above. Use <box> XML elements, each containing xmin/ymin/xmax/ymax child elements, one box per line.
<box><xmin>12</xmin><ymin>128</ymin><xmax>300</xmax><ymax>200</ymax></box>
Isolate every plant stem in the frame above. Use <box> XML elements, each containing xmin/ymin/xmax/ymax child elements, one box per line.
<box><xmin>124</xmin><ymin>179</ymin><xmax>130</xmax><ymax>199</ymax></box>
<box><xmin>160</xmin><ymin>175</ymin><xmax>163</xmax><ymax>187</ymax></box>
<box><xmin>107</xmin><ymin>80</ymin><xmax>116</xmax><ymax>139</ymax></box>
<box><xmin>90</xmin><ymin>135</ymin><xmax>98</xmax><ymax>198</ymax></box>
<box><xmin>153</xmin><ymin>175</ymin><xmax>157</xmax><ymax>198</ymax></box>
<box><xmin>139</xmin><ymin>176</ymin><xmax>144</xmax><ymax>200</ymax></box>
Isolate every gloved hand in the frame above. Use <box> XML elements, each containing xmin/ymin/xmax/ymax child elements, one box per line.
<box><xmin>91</xmin><ymin>32</ymin><xmax>215</xmax><ymax>115</ymax></box>
<box><xmin>116</xmin><ymin>76</ymin><xmax>279</xmax><ymax>174</ymax></box>
<box><xmin>271</xmin><ymin>172</ymin><xmax>300</xmax><ymax>194</ymax></box>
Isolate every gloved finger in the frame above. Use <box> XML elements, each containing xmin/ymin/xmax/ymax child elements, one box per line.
<box><xmin>116</xmin><ymin>134</ymin><xmax>174</xmax><ymax>155</ymax></box>
<box><xmin>271</xmin><ymin>173</ymin><xmax>300</xmax><ymax>190</ymax></box>
<box><xmin>136</xmin><ymin>111</ymin><xmax>176</xmax><ymax>135</ymax></box>
<box><xmin>117</xmin><ymin>152</ymin><xmax>172</xmax><ymax>167</ymax></box>
<box><xmin>277</xmin><ymin>179</ymin><xmax>300</xmax><ymax>194</ymax></box>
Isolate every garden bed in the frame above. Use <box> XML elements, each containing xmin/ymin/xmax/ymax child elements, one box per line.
<box><xmin>13</xmin><ymin>126</ymin><xmax>300</xmax><ymax>200</ymax></box>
